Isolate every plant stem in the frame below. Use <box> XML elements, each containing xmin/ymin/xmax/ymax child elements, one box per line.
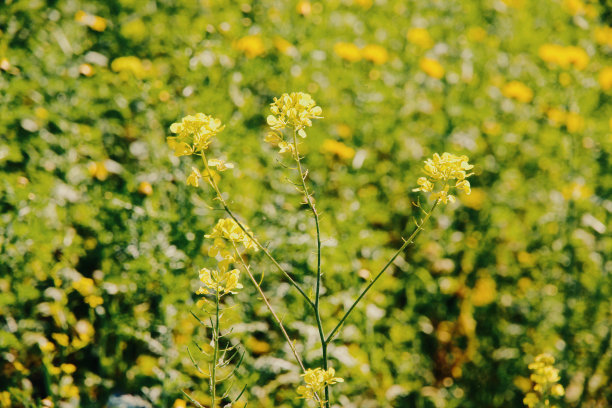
<box><xmin>291</xmin><ymin>130</ymin><xmax>329</xmax><ymax>407</ymax></box>
<box><xmin>231</xmin><ymin>242</ymin><xmax>307</xmax><ymax>372</ymax></box>
<box><xmin>326</xmin><ymin>200</ymin><xmax>439</xmax><ymax>344</ymax></box>
<box><xmin>200</xmin><ymin>153</ymin><xmax>315</xmax><ymax>310</ymax></box>
<box><xmin>211</xmin><ymin>288</ymin><xmax>220</xmax><ymax>406</ymax></box>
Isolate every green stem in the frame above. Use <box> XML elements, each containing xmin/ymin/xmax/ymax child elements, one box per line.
<box><xmin>291</xmin><ymin>130</ymin><xmax>329</xmax><ymax>407</ymax></box>
<box><xmin>326</xmin><ymin>200</ymin><xmax>439</xmax><ymax>344</ymax></box>
<box><xmin>200</xmin><ymin>153</ymin><xmax>315</xmax><ymax>310</ymax></box>
<box><xmin>211</xmin><ymin>288</ymin><xmax>220</xmax><ymax>406</ymax></box>
<box><xmin>231</xmin><ymin>242</ymin><xmax>307</xmax><ymax>372</ymax></box>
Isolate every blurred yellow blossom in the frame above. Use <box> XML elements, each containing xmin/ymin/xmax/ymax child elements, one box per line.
<box><xmin>138</xmin><ymin>181</ymin><xmax>153</xmax><ymax>196</ymax></box>
<box><xmin>0</xmin><ymin>391</ymin><xmax>10</xmax><ymax>407</ymax></box>
<box><xmin>0</xmin><ymin>58</ymin><xmax>10</xmax><ymax>71</ymax></box>
<box><xmin>419</xmin><ymin>57</ymin><xmax>444</xmax><ymax>79</ymax></box>
<box><xmin>88</xmin><ymin>161</ymin><xmax>108</xmax><ymax>181</ymax></box>
<box><xmin>565</xmin><ymin>112</ymin><xmax>584</xmax><ymax>133</ymax></box>
<box><xmin>321</xmin><ymin>139</ymin><xmax>355</xmax><ymax>161</ymax></box>
<box><xmin>502</xmin><ymin>81</ymin><xmax>533</xmax><ymax>103</ymax></box>
<box><xmin>73</xmin><ymin>277</ymin><xmax>95</xmax><ymax>296</ymax></box>
<box><xmin>598</xmin><ymin>66</ymin><xmax>612</xmax><ymax>90</ymax></box>
<box><xmin>85</xmin><ymin>295</ymin><xmax>103</xmax><ymax>308</ymax></box>
<box><xmin>61</xmin><ymin>363</ymin><xmax>77</xmax><ymax>374</ymax></box>
<box><xmin>334</xmin><ymin>42</ymin><xmax>362</xmax><ymax>62</ymax></box>
<box><xmin>407</xmin><ymin>28</ymin><xmax>434</xmax><ymax>49</ymax></box>
<box><xmin>594</xmin><ymin>26</ymin><xmax>612</xmax><ymax>47</ymax></box>
<box><xmin>524</xmin><ymin>353</ymin><xmax>564</xmax><ymax>407</ymax></box>
<box><xmin>75</xmin><ymin>10</ymin><xmax>107</xmax><ymax>32</ymax></box>
<box><xmin>208</xmin><ymin>158</ymin><xmax>234</xmax><ymax>171</ymax></box>
<box><xmin>206</xmin><ymin>218</ymin><xmax>258</xmax><ymax>253</ymax></box>
<box><xmin>52</xmin><ymin>333</ymin><xmax>70</xmax><ymax>347</ymax></box>
<box><xmin>467</xmin><ymin>26</ymin><xmax>487</xmax><ymax>42</ymax></box>
<box><xmin>111</xmin><ymin>56</ymin><xmax>153</xmax><ymax>78</ymax></box>
<box><xmin>79</xmin><ymin>63</ymin><xmax>94</xmax><ymax>77</ymax></box>
<box><xmin>362</xmin><ymin>44</ymin><xmax>389</xmax><ymax>65</ymax></box>
<box><xmin>296</xmin><ymin>1</ymin><xmax>312</xmax><ymax>16</ymax></box>
<box><xmin>172</xmin><ymin>399</ymin><xmax>187</xmax><ymax>408</ymax></box>
<box><xmin>235</xmin><ymin>35</ymin><xmax>266</xmax><ymax>58</ymax></box>
<box><xmin>471</xmin><ymin>276</ymin><xmax>497</xmax><ymax>306</ymax></box>
<box><xmin>539</xmin><ymin>44</ymin><xmax>589</xmax><ymax>70</ymax></box>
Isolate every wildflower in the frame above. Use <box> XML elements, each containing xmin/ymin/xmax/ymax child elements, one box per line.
<box><xmin>594</xmin><ymin>26</ymin><xmax>612</xmax><ymax>48</ymax></box>
<box><xmin>75</xmin><ymin>10</ymin><xmax>107</xmax><ymax>32</ymax></box>
<box><xmin>502</xmin><ymin>81</ymin><xmax>533</xmax><ymax>103</ymax></box>
<box><xmin>419</xmin><ymin>57</ymin><xmax>445</xmax><ymax>79</ymax></box>
<box><xmin>208</xmin><ymin>158</ymin><xmax>234</xmax><ymax>171</ymax></box>
<box><xmin>267</xmin><ymin>92</ymin><xmax>322</xmax><ymax>136</ymax></box>
<box><xmin>186</xmin><ymin>167</ymin><xmax>202</xmax><ymax>187</ymax></box>
<box><xmin>138</xmin><ymin>181</ymin><xmax>153</xmax><ymax>196</ymax></box>
<box><xmin>297</xmin><ymin>367</ymin><xmax>344</xmax><ymax>407</ymax></box>
<box><xmin>234</xmin><ymin>35</ymin><xmax>266</xmax><ymax>58</ymax></box>
<box><xmin>111</xmin><ymin>56</ymin><xmax>153</xmax><ymax>78</ymax></box>
<box><xmin>413</xmin><ymin>153</ymin><xmax>474</xmax><ymax>205</ymax></box>
<box><xmin>321</xmin><ymin>139</ymin><xmax>355</xmax><ymax>161</ymax></box>
<box><xmin>296</xmin><ymin>1</ymin><xmax>312</xmax><ymax>16</ymax></box>
<box><xmin>362</xmin><ymin>44</ymin><xmax>389</xmax><ymax>65</ymax></box>
<box><xmin>539</xmin><ymin>44</ymin><xmax>589</xmax><ymax>70</ymax></box>
<box><xmin>565</xmin><ymin>112</ymin><xmax>584</xmax><ymax>133</ymax></box>
<box><xmin>206</xmin><ymin>218</ymin><xmax>258</xmax><ymax>253</ymax></box>
<box><xmin>167</xmin><ymin>113</ymin><xmax>224</xmax><ymax>156</ymax></box>
<box><xmin>196</xmin><ymin>267</ymin><xmax>243</xmax><ymax>295</ymax></box>
<box><xmin>407</xmin><ymin>28</ymin><xmax>434</xmax><ymax>49</ymax></box>
<box><xmin>598</xmin><ymin>66</ymin><xmax>612</xmax><ymax>91</ymax></box>
<box><xmin>523</xmin><ymin>353</ymin><xmax>564</xmax><ymax>407</ymax></box>
<box><xmin>79</xmin><ymin>63</ymin><xmax>94</xmax><ymax>77</ymax></box>
<box><xmin>333</xmin><ymin>42</ymin><xmax>362</xmax><ymax>62</ymax></box>
<box><xmin>52</xmin><ymin>333</ymin><xmax>70</xmax><ymax>347</ymax></box>
<box><xmin>467</xmin><ymin>27</ymin><xmax>487</xmax><ymax>42</ymax></box>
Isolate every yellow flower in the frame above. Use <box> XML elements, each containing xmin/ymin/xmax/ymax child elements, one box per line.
<box><xmin>111</xmin><ymin>56</ymin><xmax>153</xmax><ymax>78</ymax></box>
<box><xmin>75</xmin><ymin>10</ymin><xmax>107</xmax><ymax>32</ymax></box>
<box><xmin>297</xmin><ymin>367</ymin><xmax>344</xmax><ymax>406</ymax></box>
<box><xmin>88</xmin><ymin>161</ymin><xmax>108</xmax><ymax>181</ymax></box>
<box><xmin>196</xmin><ymin>267</ymin><xmax>243</xmax><ymax>295</ymax></box>
<box><xmin>234</xmin><ymin>35</ymin><xmax>266</xmax><ymax>58</ymax></box>
<box><xmin>186</xmin><ymin>167</ymin><xmax>202</xmax><ymax>187</ymax></box>
<box><xmin>362</xmin><ymin>44</ymin><xmax>389</xmax><ymax>65</ymax></box>
<box><xmin>594</xmin><ymin>26</ymin><xmax>612</xmax><ymax>47</ymax></box>
<box><xmin>502</xmin><ymin>81</ymin><xmax>533</xmax><ymax>103</ymax></box>
<box><xmin>333</xmin><ymin>42</ymin><xmax>362</xmax><ymax>62</ymax></box>
<box><xmin>0</xmin><ymin>391</ymin><xmax>10</xmax><ymax>408</ymax></box>
<box><xmin>413</xmin><ymin>153</ymin><xmax>474</xmax><ymax>205</ymax></box>
<box><xmin>419</xmin><ymin>58</ymin><xmax>444</xmax><ymax>79</ymax></box>
<box><xmin>85</xmin><ymin>295</ymin><xmax>104</xmax><ymax>308</ymax></box>
<box><xmin>206</xmin><ymin>218</ymin><xmax>258</xmax><ymax>253</ymax></box>
<box><xmin>72</xmin><ymin>277</ymin><xmax>95</xmax><ymax>296</ymax></box>
<box><xmin>267</xmin><ymin>92</ymin><xmax>322</xmax><ymax>135</ymax></box>
<box><xmin>79</xmin><ymin>63</ymin><xmax>94</xmax><ymax>77</ymax></box>
<box><xmin>523</xmin><ymin>392</ymin><xmax>538</xmax><ymax>408</ymax></box>
<box><xmin>61</xmin><ymin>363</ymin><xmax>77</xmax><ymax>374</ymax></box>
<box><xmin>52</xmin><ymin>333</ymin><xmax>70</xmax><ymax>347</ymax></box>
<box><xmin>598</xmin><ymin>66</ymin><xmax>612</xmax><ymax>90</ymax></box>
<box><xmin>565</xmin><ymin>112</ymin><xmax>584</xmax><ymax>133</ymax></box>
<box><xmin>138</xmin><ymin>181</ymin><xmax>153</xmax><ymax>196</ymax></box>
<box><xmin>407</xmin><ymin>28</ymin><xmax>434</xmax><ymax>49</ymax></box>
<box><xmin>168</xmin><ymin>113</ymin><xmax>224</xmax><ymax>156</ymax></box>
<box><xmin>321</xmin><ymin>139</ymin><xmax>355</xmax><ymax>161</ymax></box>
<box><xmin>539</xmin><ymin>44</ymin><xmax>589</xmax><ymax>70</ymax></box>
<box><xmin>208</xmin><ymin>158</ymin><xmax>234</xmax><ymax>171</ymax></box>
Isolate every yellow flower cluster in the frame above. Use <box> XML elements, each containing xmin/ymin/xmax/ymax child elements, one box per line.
<box><xmin>234</xmin><ymin>35</ymin><xmax>266</xmax><ymax>58</ymax></box>
<box><xmin>196</xmin><ymin>218</ymin><xmax>257</xmax><ymax>297</ymax></box>
<box><xmin>297</xmin><ymin>367</ymin><xmax>344</xmax><ymax>406</ymax></box>
<box><xmin>413</xmin><ymin>153</ymin><xmax>474</xmax><ymax>204</ymax></box>
<box><xmin>333</xmin><ymin>43</ymin><xmax>389</xmax><ymax>64</ymax></box>
<box><xmin>407</xmin><ymin>28</ymin><xmax>434</xmax><ymax>49</ymax></box>
<box><xmin>538</xmin><ymin>44</ymin><xmax>589</xmax><ymax>70</ymax></box>
<box><xmin>196</xmin><ymin>268</ymin><xmax>242</xmax><ymax>295</ymax></box>
<box><xmin>502</xmin><ymin>81</ymin><xmax>534</xmax><ymax>103</ymax></box>
<box><xmin>75</xmin><ymin>10</ymin><xmax>107</xmax><ymax>32</ymax></box>
<box><xmin>267</xmin><ymin>92</ymin><xmax>322</xmax><ymax>135</ymax></box>
<box><xmin>523</xmin><ymin>353</ymin><xmax>565</xmax><ymax>408</ymax></box>
<box><xmin>168</xmin><ymin>113</ymin><xmax>224</xmax><ymax>157</ymax></box>
<box><xmin>419</xmin><ymin>57</ymin><xmax>445</xmax><ymax>79</ymax></box>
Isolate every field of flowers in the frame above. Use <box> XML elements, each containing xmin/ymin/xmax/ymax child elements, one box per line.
<box><xmin>1</xmin><ymin>0</ymin><xmax>611</xmax><ymax>407</ymax></box>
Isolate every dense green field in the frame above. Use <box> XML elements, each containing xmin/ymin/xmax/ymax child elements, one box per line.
<box><xmin>1</xmin><ymin>0</ymin><xmax>611</xmax><ymax>407</ymax></box>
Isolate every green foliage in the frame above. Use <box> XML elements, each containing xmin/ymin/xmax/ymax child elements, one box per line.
<box><xmin>0</xmin><ymin>0</ymin><xmax>611</xmax><ymax>407</ymax></box>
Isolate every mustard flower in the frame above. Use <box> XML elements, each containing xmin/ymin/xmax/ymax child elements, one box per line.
<box><xmin>413</xmin><ymin>153</ymin><xmax>474</xmax><ymax>204</ymax></box>
<box><xmin>267</xmin><ymin>92</ymin><xmax>322</xmax><ymax>137</ymax></box>
<box><xmin>186</xmin><ymin>167</ymin><xmax>202</xmax><ymax>187</ymax></box>
<box><xmin>297</xmin><ymin>367</ymin><xmax>344</xmax><ymax>407</ymax></box>
<box><xmin>196</xmin><ymin>268</ymin><xmax>243</xmax><ymax>295</ymax></box>
<box><xmin>523</xmin><ymin>353</ymin><xmax>565</xmax><ymax>407</ymax></box>
<box><xmin>207</xmin><ymin>158</ymin><xmax>234</xmax><ymax>171</ymax></box>
<box><xmin>167</xmin><ymin>113</ymin><xmax>224</xmax><ymax>156</ymax></box>
<box><xmin>206</xmin><ymin>218</ymin><xmax>258</xmax><ymax>253</ymax></box>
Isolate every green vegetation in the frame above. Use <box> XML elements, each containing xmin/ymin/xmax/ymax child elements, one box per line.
<box><xmin>0</xmin><ymin>0</ymin><xmax>610</xmax><ymax>407</ymax></box>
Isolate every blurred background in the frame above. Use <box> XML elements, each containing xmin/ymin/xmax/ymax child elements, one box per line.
<box><xmin>0</xmin><ymin>0</ymin><xmax>611</xmax><ymax>407</ymax></box>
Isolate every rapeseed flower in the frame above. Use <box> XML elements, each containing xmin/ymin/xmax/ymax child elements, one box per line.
<box><xmin>267</xmin><ymin>92</ymin><xmax>322</xmax><ymax>137</ymax></box>
<box><xmin>362</xmin><ymin>44</ymin><xmax>389</xmax><ymax>65</ymax></box>
<box><xmin>206</xmin><ymin>218</ymin><xmax>258</xmax><ymax>253</ymax></box>
<box><xmin>407</xmin><ymin>28</ymin><xmax>434</xmax><ymax>49</ymax></box>
<box><xmin>598</xmin><ymin>66</ymin><xmax>612</xmax><ymax>90</ymax></box>
<box><xmin>235</xmin><ymin>35</ymin><xmax>266</xmax><ymax>58</ymax></box>
<box><xmin>297</xmin><ymin>367</ymin><xmax>344</xmax><ymax>407</ymax></box>
<box><xmin>196</xmin><ymin>268</ymin><xmax>242</xmax><ymax>295</ymax></box>
<box><xmin>502</xmin><ymin>81</ymin><xmax>533</xmax><ymax>103</ymax></box>
<box><xmin>419</xmin><ymin>58</ymin><xmax>445</xmax><ymax>79</ymax></box>
<box><xmin>523</xmin><ymin>353</ymin><xmax>564</xmax><ymax>408</ymax></box>
<box><xmin>167</xmin><ymin>113</ymin><xmax>224</xmax><ymax>156</ymax></box>
<box><xmin>413</xmin><ymin>153</ymin><xmax>474</xmax><ymax>205</ymax></box>
<box><xmin>334</xmin><ymin>42</ymin><xmax>362</xmax><ymax>62</ymax></box>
